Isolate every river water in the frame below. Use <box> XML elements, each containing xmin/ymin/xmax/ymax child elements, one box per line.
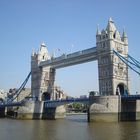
<box><xmin>0</xmin><ymin>114</ymin><xmax>140</xmax><ymax>140</ymax></box>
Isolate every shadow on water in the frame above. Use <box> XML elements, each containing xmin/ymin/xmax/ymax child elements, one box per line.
<box><xmin>66</xmin><ymin>114</ymin><xmax>87</xmax><ymax>123</ymax></box>
<box><xmin>119</xmin><ymin>99</ymin><xmax>136</xmax><ymax>121</ymax></box>
<box><xmin>88</xmin><ymin>121</ymin><xmax>140</xmax><ymax>140</ymax></box>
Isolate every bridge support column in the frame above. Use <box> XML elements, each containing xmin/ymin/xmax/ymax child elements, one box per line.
<box><xmin>88</xmin><ymin>95</ymin><xmax>121</xmax><ymax>122</ymax></box>
<box><xmin>16</xmin><ymin>101</ymin><xmax>66</xmax><ymax>120</ymax></box>
<box><xmin>42</xmin><ymin>105</ymin><xmax>66</xmax><ymax>119</ymax></box>
<box><xmin>0</xmin><ymin>107</ymin><xmax>5</xmax><ymax>118</ymax></box>
<box><xmin>121</xmin><ymin>99</ymin><xmax>140</xmax><ymax>121</ymax></box>
<box><xmin>16</xmin><ymin>101</ymin><xmax>44</xmax><ymax>119</ymax></box>
<box><xmin>136</xmin><ymin>100</ymin><xmax>140</xmax><ymax>121</ymax></box>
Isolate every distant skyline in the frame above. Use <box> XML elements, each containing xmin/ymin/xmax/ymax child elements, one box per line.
<box><xmin>0</xmin><ymin>0</ymin><xmax>140</xmax><ymax>96</ymax></box>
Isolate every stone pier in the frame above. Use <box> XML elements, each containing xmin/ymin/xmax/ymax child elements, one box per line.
<box><xmin>89</xmin><ymin>95</ymin><xmax>120</xmax><ymax>122</ymax></box>
<box><xmin>0</xmin><ymin>107</ymin><xmax>5</xmax><ymax>118</ymax></box>
<box><xmin>16</xmin><ymin>101</ymin><xmax>66</xmax><ymax>120</ymax></box>
<box><xmin>88</xmin><ymin>95</ymin><xmax>140</xmax><ymax>122</ymax></box>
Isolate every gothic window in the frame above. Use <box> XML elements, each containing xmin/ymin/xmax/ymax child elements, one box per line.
<box><xmin>107</xmin><ymin>68</ymin><xmax>110</xmax><ymax>75</ymax></box>
<box><xmin>113</xmin><ymin>33</ymin><xmax>116</xmax><ymax>39</ymax></box>
<box><xmin>45</xmin><ymin>72</ymin><xmax>49</xmax><ymax>80</ymax></box>
<box><xmin>104</xmin><ymin>70</ymin><xmax>106</xmax><ymax>76</ymax></box>
<box><xmin>102</xmin><ymin>59</ymin><xmax>105</xmax><ymax>64</ymax></box>
<box><xmin>108</xmin><ymin>81</ymin><xmax>111</xmax><ymax>88</ymax></box>
<box><xmin>106</xmin><ymin>57</ymin><xmax>109</xmax><ymax>63</ymax></box>
<box><xmin>103</xmin><ymin>42</ymin><xmax>105</xmax><ymax>48</ymax></box>
<box><xmin>114</xmin><ymin>68</ymin><xmax>118</xmax><ymax>75</ymax></box>
<box><xmin>102</xmin><ymin>71</ymin><xmax>104</xmax><ymax>76</ymax></box>
<box><xmin>114</xmin><ymin>57</ymin><xmax>117</xmax><ymax>63</ymax></box>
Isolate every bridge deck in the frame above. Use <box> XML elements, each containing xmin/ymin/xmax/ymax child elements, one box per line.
<box><xmin>1</xmin><ymin>95</ymin><xmax>140</xmax><ymax>108</ymax></box>
<box><xmin>121</xmin><ymin>95</ymin><xmax>140</xmax><ymax>100</ymax></box>
<box><xmin>0</xmin><ymin>102</ymin><xmax>23</xmax><ymax>108</ymax></box>
<box><xmin>44</xmin><ymin>98</ymin><xmax>89</xmax><ymax>108</ymax></box>
<box><xmin>39</xmin><ymin>47</ymin><xmax>97</xmax><ymax>68</ymax></box>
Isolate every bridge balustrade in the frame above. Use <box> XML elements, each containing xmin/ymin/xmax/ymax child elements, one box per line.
<box><xmin>44</xmin><ymin>97</ymin><xmax>89</xmax><ymax>108</ymax></box>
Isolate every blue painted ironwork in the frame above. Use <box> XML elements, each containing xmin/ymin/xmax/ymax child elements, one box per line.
<box><xmin>121</xmin><ymin>95</ymin><xmax>140</xmax><ymax>100</ymax></box>
<box><xmin>0</xmin><ymin>101</ymin><xmax>23</xmax><ymax>108</ymax></box>
<box><xmin>113</xmin><ymin>50</ymin><xmax>140</xmax><ymax>75</ymax></box>
<box><xmin>44</xmin><ymin>97</ymin><xmax>89</xmax><ymax>108</ymax></box>
<box><xmin>7</xmin><ymin>72</ymin><xmax>31</xmax><ymax>103</ymax></box>
<box><xmin>0</xmin><ymin>72</ymin><xmax>31</xmax><ymax>108</ymax></box>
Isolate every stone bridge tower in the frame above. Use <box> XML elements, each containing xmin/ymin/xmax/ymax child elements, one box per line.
<box><xmin>96</xmin><ymin>18</ymin><xmax>129</xmax><ymax>95</ymax></box>
<box><xmin>31</xmin><ymin>43</ymin><xmax>55</xmax><ymax>101</ymax></box>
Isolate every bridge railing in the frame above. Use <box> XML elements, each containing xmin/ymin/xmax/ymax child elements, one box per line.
<box><xmin>44</xmin><ymin>97</ymin><xmax>89</xmax><ymax>108</ymax></box>
<box><xmin>121</xmin><ymin>95</ymin><xmax>140</xmax><ymax>99</ymax></box>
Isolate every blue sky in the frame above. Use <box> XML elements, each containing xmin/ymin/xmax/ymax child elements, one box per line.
<box><xmin>0</xmin><ymin>0</ymin><xmax>140</xmax><ymax>96</ymax></box>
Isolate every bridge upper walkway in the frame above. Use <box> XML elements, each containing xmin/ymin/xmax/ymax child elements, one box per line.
<box><xmin>39</xmin><ymin>47</ymin><xmax>97</xmax><ymax>68</ymax></box>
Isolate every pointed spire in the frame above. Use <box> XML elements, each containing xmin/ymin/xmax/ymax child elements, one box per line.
<box><xmin>121</xmin><ymin>27</ymin><xmax>128</xmax><ymax>44</ymax></box>
<box><xmin>109</xmin><ymin>17</ymin><xmax>113</xmax><ymax>23</ymax></box>
<box><xmin>32</xmin><ymin>48</ymin><xmax>35</xmax><ymax>56</ymax></box>
<box><xmin>106</xmin><ymin>17</ymin><xmax>116</xmax><ymax>32</ymax></box>
<box><xmin>122</xmin><ymin>27</ymin><xmax>127</xmax><ymax>38</ymax></box>
<box><xmin>41</xmin><ymin>42</ymin><xmax>46</xmax><ymax>47</ymax></box>
<box><xmin>96</xmin><ymin>24</ymin><xmax>101</xmax><ymax>35</ymax></box>
<box><xmin>39</xmin><ymin>42</ymin><xmax>47</xmax><ymax>52</ymax></box>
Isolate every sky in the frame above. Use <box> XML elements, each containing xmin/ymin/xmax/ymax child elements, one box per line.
<box><xmin>0</xmin><ymin>0</ymin><xmax>140</xmax><ymax>96</ymax></box>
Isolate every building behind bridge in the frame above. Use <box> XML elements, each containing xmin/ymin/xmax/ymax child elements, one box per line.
<box><xmin>0</xmin><ymin>89</ymin><xmax>7</xmax><ymax>103</ymax></box>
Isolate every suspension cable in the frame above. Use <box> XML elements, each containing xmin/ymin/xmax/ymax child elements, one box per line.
<box><xmin>7</xmin><ymin>72</ymin><xmax>31</xmax><ymax>103</ymax></box>
<box><xmin>113</xmin><ymin>50</ymin><xmax>140</xmax><ymax>75</ymax></box>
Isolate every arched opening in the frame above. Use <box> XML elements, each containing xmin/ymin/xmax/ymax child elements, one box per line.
<box><xmin>116</xmin><ymin>83</ymin><xmax>128</xmax><ymax>95</ymax></box>
<box><xmin>67</xmin><ymin>102</ymin><xmax>88</xmax><ymax>113</ymax></box>
<box><xmin>42</xmin><ymin>92</ymin><xmax>50</xmax><ymax>101</ymax></box>
<box><xmin>0</xmin><ymin>98</ymin><xmax>3</xmax><ymax>104</ymax></box>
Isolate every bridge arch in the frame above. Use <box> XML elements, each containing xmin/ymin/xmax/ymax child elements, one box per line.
<box><xmin>0</xmin><ymin>98</ymin><xmax>4</xmax><ymax>104</ymax></box>
<box><xmin>42</xmin><ymin>92</ymin><xmax>51</xmax><ymax>101</ymax></box>
<box><xmin>116</xmin><ymin>83</ymin><xmax>128</xmax><ymax>95</ymax></box>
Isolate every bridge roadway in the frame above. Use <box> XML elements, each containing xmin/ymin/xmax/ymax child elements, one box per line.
<box><xmin>1</xmin><ymin>95</ymin><xmax>140</xmax><ymax>108</ymax></box>
<box><xmin>44</xmin><ymin>95</ymin><xmax>140</xmax><ymax>108</ymax></box>
<box><xmin>44</xmin><ymin>97</ymin><xmax>89</xmax><ymax>108</ymax></box>
<box><xmin>0</xmin><ymin>101</ymin><xmax>23</xmax><ymax>108</ymax></box>
<box><xmin>39</xmin><ymin>47</ymin><xmax>97</xmax><ymax>68</ymax></box>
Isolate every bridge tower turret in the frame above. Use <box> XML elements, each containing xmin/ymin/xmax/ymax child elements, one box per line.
<box><xmin>31</xmin><ymin>43</ymin><xmax>55</xmax><ymax>101</ymax></box>
<box><xmin>96</xmin><ymin>18</ymin><xmax>129</xmax><ymax>95</ymax></box>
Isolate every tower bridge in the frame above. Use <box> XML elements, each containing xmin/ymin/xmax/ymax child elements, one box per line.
<box><xmin>1</xmin><ymin>18</ymin><xmax>140</xmax><ymax>122</ymax></box>
<box><xmin>31</xmin><ymin>17</ymin><xmax>129</xmax><ymax>101</ymax></box>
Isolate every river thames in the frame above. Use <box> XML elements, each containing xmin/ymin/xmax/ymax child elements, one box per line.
<box><xmin>0</xmin><ymin>114</ymin><xmax>140</xmax><ymax>140</ymax></box>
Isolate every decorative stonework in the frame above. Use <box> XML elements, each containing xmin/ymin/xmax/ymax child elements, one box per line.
<box><xmin>97</xmin><ymin>18</ymin><xmax>129</xmax><ymax>95</ymax></box>
<box><xmin>31</xmin><ymin>18</ymin><xmax>129</xmax><ymax>99</ymax></box>
<box><xmin>31</xmin><ymin>43</ymin><xmax>55</xmax><ymax>101</ymax></box>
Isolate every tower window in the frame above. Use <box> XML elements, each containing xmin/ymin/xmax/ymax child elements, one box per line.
<box><xmin>103</xmin><ymin>42</ymin><xmax>105</xmax><ymax>48</ymax></box>
<box><xmin>113</xmin><ymin>33</ymin><xmax>116</xmax><ymax>39</ymax></box>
